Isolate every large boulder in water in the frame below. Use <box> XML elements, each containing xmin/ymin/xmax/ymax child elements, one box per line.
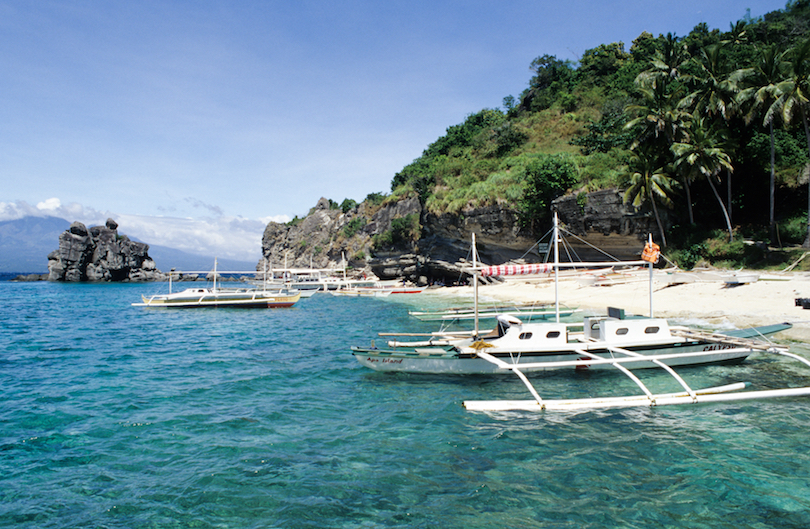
<box><xmin>47</xmin><ymin>219</ymin><xmax>163</xmax><ymax>282</ymax></box>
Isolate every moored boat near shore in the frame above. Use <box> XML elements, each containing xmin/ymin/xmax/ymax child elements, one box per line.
<box><xmin>132</xmin><ymin>259</ymin><xmax>302</xmax><ymax>308</ymax></box>
<box><xmin>351</xmin><ymin>312</ymin><xmax>792</xmax><ymax>374</ymax></box>
<box><xmin>408</xmin><ymin>302</ymin><xmax>579</xmax><ymax>322</ymax></box>
<box><xmin>133</xmin><ymin>287</ymin><xmax>301</xmax><ymax>308</ymax></box>
<box><xmin>351</xmin><ymin>213</ymin><xmax>795</xmax><ymax>381</ymax></box>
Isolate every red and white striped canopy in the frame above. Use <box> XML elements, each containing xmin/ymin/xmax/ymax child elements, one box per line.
<box><xmin>479</xmin><ymin>263</ymin><xmax>553</xmax><ymax>277</ymax></box>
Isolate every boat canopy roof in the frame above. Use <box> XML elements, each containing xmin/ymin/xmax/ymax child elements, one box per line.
<box><xmin>496</xmin><ymin>314</ymin><xmax>523</xmax><ymax>326</ymax></box>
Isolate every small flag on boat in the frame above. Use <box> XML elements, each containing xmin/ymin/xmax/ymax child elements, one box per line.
<box><xmin>641</xmin><ymin>241</ymin><xmax>660</xmax><ymax>263</ymax></box>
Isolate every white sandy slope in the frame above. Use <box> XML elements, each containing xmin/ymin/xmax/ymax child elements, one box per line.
<box><xmin>430</xmin><ymin>271</ymin><xmax>810</xmax><ymax>342</ymax></box>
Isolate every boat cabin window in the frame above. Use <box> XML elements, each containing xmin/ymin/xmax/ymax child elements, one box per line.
<box><xmin>519</xmin><ymin>332</ymin><xmax>533</xmax><ymax>340</ymax></box>
<box><xmin>616</xmin><ymin>328</ymin><xmax>629</xmax><ymax>335</ymax></box>
<box><xmin>644</xmin><ymin>326</ymin><xmax>660</xmax><ymax>334</ymax></box>
<box><xmin>546</xmin><ymin>331</ymin><xmax>560</xmax><ymax>339</ymax></box>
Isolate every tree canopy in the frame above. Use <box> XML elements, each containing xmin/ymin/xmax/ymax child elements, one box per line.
<box><xmin>380</xmin><ymin>0</ymin><xmax>810</xmax><ymax>248</ymax></box>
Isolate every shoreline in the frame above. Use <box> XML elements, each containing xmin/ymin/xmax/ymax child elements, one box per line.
<box><xmin>424</xmin><ymin>271</ymin><xmax>810</xmax><ymax>342</ymax></box>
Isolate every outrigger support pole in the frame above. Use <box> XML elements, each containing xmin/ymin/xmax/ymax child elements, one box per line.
<box><xmin>465</xmin><ymin>345</ymin><xmax>810</xmax><ymax>412</ymax></box>
<box><xmin>474</xmin><ymin>351</ymin><xmax>544</xmax><ymax>405</ymax></box>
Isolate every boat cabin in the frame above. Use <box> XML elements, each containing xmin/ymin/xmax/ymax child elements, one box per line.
<box><xmin>477</xmin><ymin>314</ymin><xmax>570</xmax><ymax>349</ymax></box>
<box><xmin>583</xmin><ymin>315</ymin><xmax>672</xmax><ymax>343</ymax></box>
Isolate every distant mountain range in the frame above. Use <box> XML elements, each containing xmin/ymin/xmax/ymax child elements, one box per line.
<box><xmin>0</xmin><ymin>216</ymin><xmax>258</xmax><ymax>274</ymax></box>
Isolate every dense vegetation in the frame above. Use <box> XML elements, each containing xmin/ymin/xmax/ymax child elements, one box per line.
<box><xmin>330</xmin><ymin>1</ymin><xmax>810</xmax><ymax>268</ymax></box>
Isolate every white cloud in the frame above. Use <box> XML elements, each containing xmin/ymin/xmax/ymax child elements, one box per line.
<box><xmin>2</xmin><ymin>199</ymin><xmax>280</xmax><ymax>262</ymax></box>
<box><xmin>116</xmin><ymin>214</ymin><xmax>266</xmax><ymax>262</ymax></box>
<box><xmin>36</xmin><ymin>197</ymin><xmax>62</xmax><ymax>211</ymax></box>
<box><xmin>1</xmin><ymin>198</ymin><xmax>113</xmax><ymax>224</ymax></box>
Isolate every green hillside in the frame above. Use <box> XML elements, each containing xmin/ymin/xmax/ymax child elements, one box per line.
<box><xmin>381</xmin><ymin>0</ymin><xmax>810</xmax><ymax>264</ymax></box>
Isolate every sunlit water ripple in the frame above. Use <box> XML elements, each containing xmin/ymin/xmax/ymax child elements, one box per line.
<box><xmin>1</xmin><ymin>281</ymin><xmax>809</xmax><ymax>528</ymax></box>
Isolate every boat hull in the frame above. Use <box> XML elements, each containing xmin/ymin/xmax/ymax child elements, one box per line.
<box><xmin>133</xmin><ymin>288</ymin><xmax>301</xmax><ymax>308</ymax></box>
<box><xmin>351</xmin><ymin>343</ymin><xmax>751</xmax><ymax>374</ymax></box>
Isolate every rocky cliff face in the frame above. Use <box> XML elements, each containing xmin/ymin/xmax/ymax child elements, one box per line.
<box><xmin>260</xmin><ymin>196</ymin><xmax>422</xmax><ymax>268</ymax></box>
<box><xmin>552</xmin><ymin>189</ymin><xmax>660</xmax><ymax>261</ymax></box>
<box><xmin>47</xmin><ymin>219</ymin><xmax>162</xmax><ymax>282</ymax></box>
<box><xmin>259</xmin><ymin>190</ymin><xmax>660</xmax><ymax>284</ymax></box>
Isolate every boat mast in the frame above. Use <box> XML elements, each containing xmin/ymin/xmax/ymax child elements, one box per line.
<box><xmin>648</xmin><ymin>234</ymin><xmax>654</xmax><ymax>318</ymax></box>
<box><xmin>473</xmin><ymin>232</ymin><xmax>479</xmax><ymax>338</ymax></box>
<box><xmin>213</xmin><ymin>258</ymin><xmax>218</xmax><ymax>293</ymax></box>
<box><xmin>553</xmin><ymin>211</ymin><xmax>560</xmax><ymax>323</ymax></box>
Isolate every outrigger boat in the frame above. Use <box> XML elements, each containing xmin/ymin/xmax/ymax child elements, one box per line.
<box><xmin>409</xmin><ymin>302</ymin><xmax>579</xmax><ymax>322</ymax></box>
<box><xmin>330</xmin><ymin>286</ymin><xmax>393</xmax><ymax>298</ymax></box>
<box><xmin>352</xmin><ymin>311</ymin><xmax>792</xmax><ymax>374</ymax></box>
<box><xmin>133</xmin><ymin>287</ymin><xmax>301</xmax><ymax>308</ymax></box>
<box><xmin>133</xmin><ymin>259</ymin><xmax>301</xmax><ymax>309</ymax></box>
<box><xmin>351</xmin><ymin>214</ymin><xmax>796</xmax><ymax>389</ymax></box>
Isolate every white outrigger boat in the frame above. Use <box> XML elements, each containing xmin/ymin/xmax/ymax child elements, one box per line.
<box><xmin>352</xmin><ymin>213</ymin><xmax>810</xmax><ymax>410</ymax></box>
<box><xmin>352</xmin><ymin>311</ymin><xmax>792</xmax><ymax>375</ymax></box>
<box><xmin>133</xmin><ymin>287</ymin><xmax>301</xmax><ymax>308</ymax></box>
<box><xmin>408</xmin><ymin>302</ymin><xmax>580</xmax><ymax>322</ymax></box>
<box><xmin>330</xmin><ymin>286</ymin><xmax>393</xmax><ymax>298</ymax></box>
<box><xmin>133</xmin><ymin>259</ymin><xmax>301</xmax><ymax>309</ymax></box>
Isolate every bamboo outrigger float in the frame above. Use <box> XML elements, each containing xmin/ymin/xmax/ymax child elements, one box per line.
<box><xmin>464</xmin><ymin>344</ymin><xmax>810</xmax><ymax>412</ymax></box>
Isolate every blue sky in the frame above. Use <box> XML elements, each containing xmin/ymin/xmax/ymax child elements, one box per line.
<box><xmin>0</xmin><ymin>0</ymin><xmax>788</xmax><ymax>261</ymax></box>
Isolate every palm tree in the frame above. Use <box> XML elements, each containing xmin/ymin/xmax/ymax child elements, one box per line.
<box><xmin>626</xmin><ymin>84</ymin><xmax>689</xmax><ymax>148</ymax></box>
<box><xmin>734</xmin><ymin>44</ymin><xmax>788</xmax><ymax>241</ymax></box>
<box><xmin>671</xmin><ymin>117</ymin><xmax>735</xmax><ymax>241</ymax></box>
<box><xmin>623</xmin><ymin>146</ymin><xmax>678</xmax><ymax>246</ymax></box>
<box><xmin>680</xmin><ymin>43</ymin><xmax>737</xmax><ymax>121</ymax></box>
<box><xmin>625</xmin><ymin>82</ymin><xmax>692</xmax><ymax>222</ymax></box>
<box><xmin>772</xmin><ymin>38</ymin><xmax>810</xmax><ymax>246</ymax></box>
<box><xmin>635</xmin><ymin>33</ymin><xmax>690</xmax><ymax>91</ymax></box>
<box><xmin>723</xmin><ymin>20</ymin><xmax>748</xmax><ymax>47</ymax></box>
<box><xmin>681</xmin><ymin>41</ymin><xmax>745</xmax><ymax>225</ymax></box>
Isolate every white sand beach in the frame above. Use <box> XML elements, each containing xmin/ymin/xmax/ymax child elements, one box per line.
<box><xmin>430</xmin><ymin>271</ymin><xmax>810</xmax><ymax>342</ymax></box>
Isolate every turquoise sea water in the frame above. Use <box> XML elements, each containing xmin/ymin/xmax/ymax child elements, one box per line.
<box><xmin>2</xmin><ymin>280</ymin><xmax>810</xmax><ymax>528</ymax></box>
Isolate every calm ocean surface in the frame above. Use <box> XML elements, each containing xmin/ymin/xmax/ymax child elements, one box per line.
<box><xmin>2</xmin><ymin>280</ymin><xmax>810</xmax><ymax>528</ymax></box>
